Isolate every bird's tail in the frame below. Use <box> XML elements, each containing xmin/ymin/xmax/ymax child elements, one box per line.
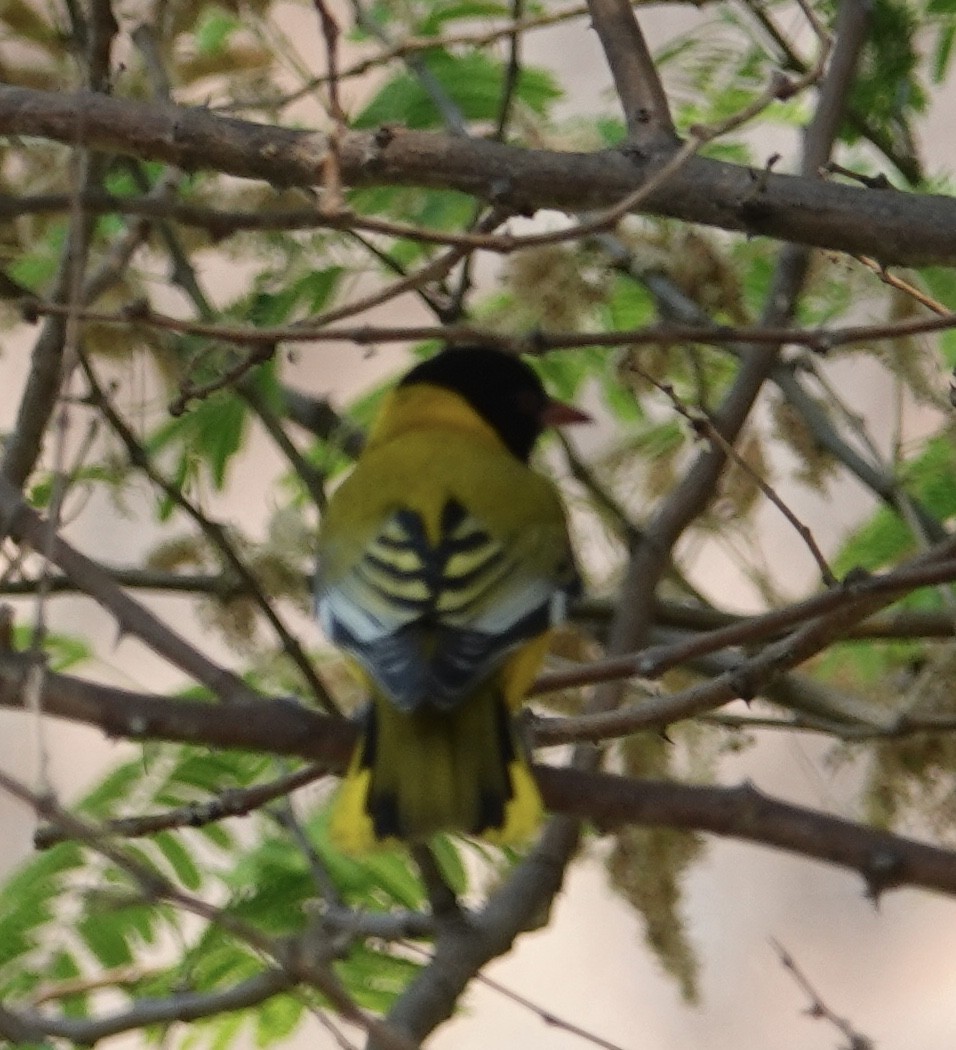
<box><xmin>329</xmin><ymin>685</ymin><xmax>543</xmax><ymax>854</ymax></box>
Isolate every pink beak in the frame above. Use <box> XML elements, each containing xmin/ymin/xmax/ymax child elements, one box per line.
<box><xmin>540</xmin><ymin>398</ymin><xmax>591</xmax><ymax>428</ymax></box>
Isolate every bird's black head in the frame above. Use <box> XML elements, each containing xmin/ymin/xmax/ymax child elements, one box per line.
<box><xmin>399</xmin><ymin>346</ymin><xmax>555</xmax><ymax>462</ymax></box>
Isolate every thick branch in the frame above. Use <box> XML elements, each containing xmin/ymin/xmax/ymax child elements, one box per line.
<box><xmin>3</xmin><ymin>657</ymin><xmax>956</xmax><ymax>901</ymax></box>
<box><xmin>536</xmin><ymin>769</ymin><xmax>956</xmax><ymax>900</ymax></box>
<box><xmin>0</xmin><ymin>86</ymin><xmax>954</xmax><ymax>265</ymax></box>
<box><xmin>586</xmin><ymin>0</ymin><xmax>676</xmax><ymax>143</ymax></box>
<box><xmin>0</xmin><ymin>653</ymin><xmax>348</xmax><ymax>760</ymax></box>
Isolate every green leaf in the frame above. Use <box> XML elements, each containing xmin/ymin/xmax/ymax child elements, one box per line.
<box><xmin>833</xmin><ymin>505</ymin><xmax>909</xmax><ymax>576</ymax></box>
<box><xmin>594</xmin><ymin>116</ymin><xmax>626</xmax><ymax>146</ymax></box>
<box><xmin>419</xmin><ymin>1</ymin><xmax>510</xmax><ymax>35</ymax></box>
<box><xmin>77</xmin><ymin>911</ymin><xmax>135</xmax><ymax>967</ymax></box>
<box><xmin>10</xmin><ymin>221</ymin><xmax>65</xmax><ymax>289</ymax></box>
<box><xmin>248</xmin><ymin>267</ymin><xmax>344</xmax><ymax>326</ymax></box>
<box><xmin>933</xmin><ymin>22</ymin><xmax>956</xmax><ymax>82</ymax></box>
<box><xmin>149</xmin><ymin>390</ymin><xmax>247</xmax><ymax>491</ymax></box>
<box><xmin>28</xmin><ymin>463</ymin><xmax>122</xmax><ymax>511</ymax></box>
<box><xmin>848</xmin><ymin>0</ymin><xmax>926</xmax><ymax>129</ymax></box>
<box><xmin>834</xmin><ymin>436</ymin><xmax>956</xmax><ymax>575</ymax></box>
<box><xmin>604</xmin><ymin>273</ymin><xmax>653</xmax><ymax>330</ymax></box>
<box><xmin>221</xmin><ymin>835</ymin><xmax>317</xmax><ymax>936</ymax></box>
<box><xmin>334</xmin><ymin>943</ymin><xmax>423</xmax><ymax>1012</ymax></box>
<box><xmin>632</xmin><ymin>418</ymin><xmax>685</xmax><ymax>458</ymax></box>
<box><xmin>181</xmin><ymin>933</ymin><xmax>261</xmax><ymax>993</ymax></box>
<box><xmin>207</xmin><ymin>1009</ymin><xmax>248</xmax><ymax>1050</ymax></box>
<box><xmin>198</xmin><ymin>822</ymin><xmax>233</xmax><ymax>850</ymax></box>
<box><xmin>195</xmin><ymin>7</ymin><xmax>240</xmax><ymax>55</ymax></box>
<box><xmin>535</xmin><ymin>347</ymin><xmax>605</xmax><ymax>402</ymax></box>
<box><xmin>354</xmin><ymin>51</ymin><xmax>560</xmax><ymax>130</ymax></box>
<box><xmin>601</xmin><ymin>372</ymin><xmax>643</xmax><ymax>423</ymax></box>
<box><xmin>166</xmin><ymin>748</ymin><xmax>272</xmax><ymax>797</ymax></box>
<box><xmin>904</xmin><ymin>437</ymin><xmax>956</xmax><ymax>518</ymax></box>
<box><xmin>48</xmin><ymin>947</ymin><xmax>82</xmax><ymax>983</ymax></box>
<box><xmin>817</xmin><ymin>634</ymin><xmax>925</xmax><ymax>688</ymax></box>
<box><xmin>254</xmin><ymin>992</ymin><xmax>303</xmax><ymax>1046</ymax></box>
<box><xmin>920</xmin><ymin>268</ymin><xmax>956</xmax><ymax>354</ymax></box>
<box><xmin>309</xmin><ymin>808</ymin><xmax>425</xmax><ymax>910</ymax></box>
<box><xmin>354</xmin><ymin>850</ymin><xmax>426</xmax><ymax>910</ymax></box>
<box><xmin>10</xmin><ymin>627</ymin><xmax>92</xmax><ymax>672</ymax></box>
<box><xmin>118</xmin><ymin>900</ymin><xmax>164</xmax><ymax>947</ymax></box>
<box><xmin>0</xmin><ymin>845</ymin><xmax>84</xmax><ymax>982</ymax></box>
<box><xmin>195</xmin><ymin>394</ymin><xmax>246</xmax><ymax>490</ymax></box>
<box><xmin>154</xmin><ymin>831</ymin><xmax>203</xmax><ymax>891</ymax></box>
<box><xmin>77</xmin><ymin>758</ymin><xmax>147</xmax><ymax>819</ymax></box>
<box><xmin>427</xmin><ymin>834</ymin><xmax>468</xmax><ymax>895</ymax></box>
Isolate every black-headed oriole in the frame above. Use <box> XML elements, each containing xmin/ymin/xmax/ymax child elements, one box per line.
<box><xmin>316</xmin><ymin>346</ymin><xmax>586</xmax><ymax>852</ymax></box>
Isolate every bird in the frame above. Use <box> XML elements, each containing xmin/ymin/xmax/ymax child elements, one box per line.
<box><xmin>315</xmin><ymin>345</ymin><xmax>587</xmax><ymax>853</ymax></box>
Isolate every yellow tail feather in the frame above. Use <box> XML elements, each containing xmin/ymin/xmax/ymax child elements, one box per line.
<box><xmin>329</xmin><ymin>685</ymin><xmax>543</xmax><ymax>855</ymax></box>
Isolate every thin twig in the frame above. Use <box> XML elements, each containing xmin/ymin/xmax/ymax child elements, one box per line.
<box><xmin>34</xmin><ymin>763</ymin><xmax>327</xmax><ymax>848</ymax></box>
<box><xmin>624</xmin><ymin>260</ymin><xmax>946</xmax><ymax>542</ymax></box>
<box><xmin>401</xmin><ymin>940</ymin><xmax>631</xmax><ymax>1050</ymax></box>
<box><xmin>271</xmin><ymin>1</ymin><xmax>604</xmax><ymax>96</ymax></box>
<box><xmin>493</xmin><ymin>0</ymin><xmax>525</xmax><ymax>142</ymax></box>
<box><xmin>168</xmin><ymin>342</ymin><xmax>276</xmax><ymax>415</ymax></box>
<box><xmin>771</xmin><ymin>939</ymin><xmax>875</xmax><ymax>1049</ymax></box>
<box><xmin>853</xmin><ymin>255</ymin><xmax>950</xmax><ymax>315</ymax></box>
<box><xmin>535</xmin><ymin>549</ymin><xmax>956</xmax><ymax>741</ymax></box>
<box><xmin>0</xmin><ymin>465</ymin><xmax>258</xmax><ymax>704</ymax></box>
<box><xmin>626</xmin><ymin>360</ymin><xmax>837</xmax><ymax>585</ymax></box>
<box><xmin>744</xmin><ymin>3</ymin><xmax>921</xmax><ymax>182</ymax></box>
<box><xmin>21</xmin><ymin>300</ymin><xmax>956</xmax><ymax>354</ymax></box>
<box><xmin>535</xmin><ymin>553</ymin><xmax>956</xmax><ymax>696</ymax></box>
<box><xmin>313</xmin><ymin>1</ymin><xmax>346</xmax><ymax>125</ymax></box>
<box><xmin>78</xmin><ymin>353</ymin><xmax>338</xmax><ymax>714</ymax></box>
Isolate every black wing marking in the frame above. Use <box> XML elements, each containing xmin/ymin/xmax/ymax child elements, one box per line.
<box><xmin>318</xmin><ymin>498</ymin><xmax>572</xmax><ymax>710</ymax></box>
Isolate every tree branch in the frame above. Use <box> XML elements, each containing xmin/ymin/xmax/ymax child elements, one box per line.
<box><xmin>0</xmin><ymin>653</ymin><xmax>348</xmax><ymax>760</ymax></box>
<box><xmin>2</xmin><ymin>970</ymin><xmax>294</xmax><ymax>1044</ymax></box>
<box><xmin>0</xmin><ymin>474</ymin><xmax>258</xmax><ymax>702</ymax></box>
<box><xmin>585</xmin><ymin>0</ymin><xmax>676</xmax><ymax>144</ymax></box>
<box><xmin>34</xmin><ymin>763</ymin><xmax>327</xmax><ymax>848</ymax></box>
<box><xmin>78</xmin><ymin>353</ymin><xmax>336</xmax><ymax>712</ymax></box>
<box><xmin>20</xmin><ymin>298</ymin><xmax>956</xmax><ymax>354</ymax></box>
<box><xmin>593</xmin><ymin>0</ymin><xmax>868</xmax><ymax>712</ymax></box>
<box><xmin>535</xmin><ymin>769</ymin><xmax>956</xmax><ymax>900</ymax></box>
<box><xmin>1</xmin><ymin>86</ymin><xmax>955</xmax><ymax>265</ymax></box>
<box><xmin>4</xmin><ymin>655</ymin><xmax>956</xmax><ymax>901</ymax></box>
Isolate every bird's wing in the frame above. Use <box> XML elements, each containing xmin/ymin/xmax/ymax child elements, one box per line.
<box><xmin>316</xmin><ymin>497</ymin><xmax>575</xmax><ymax>710</ymax></box>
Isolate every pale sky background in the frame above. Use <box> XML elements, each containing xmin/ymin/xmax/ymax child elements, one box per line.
<box><xmin>2</xmin><ymin>4</ymin><xmax>956</xmax><ymax>1049</ymax></box>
